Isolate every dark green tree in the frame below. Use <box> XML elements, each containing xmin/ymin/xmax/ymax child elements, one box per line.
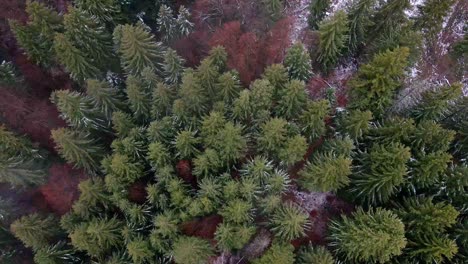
<box><xmin>74</xmin><ymin>0</ymin><xmax>121</xmax><ymax>24</ymax></box>
<box><xmin>329</xmin><ymin>207</ymin><xmax>407</xmax><ymax>263</ymax></box>
<box><xmin>339</xmin><ymin>110</ymin><xmax>373</xmax><ymax>140</ymax></box>
<box><xmin>33</xmin><ymin>241</ymin><xmax>81</xmax><ymax>264</ymax></box>
<box><xmin>162</xmin><ymin>48</ymin><xmax>185</xmax><ymax>84</ymax></box>
<box><xmin>126</xmin><ymin>74</ymin><xmax>152</xmax><ymax>122</ymax></box>
<box><xmin>86</xmin><ymin>79</ymin><xmax>124</xmax><ymax>118</ymax></box>
<box><xmin>368</xmin><ymin>0</ymin><xmax>411</xmax><ymax>43</ymax></box>
<box><xmin>317</xmin><ymin>10</ymin><xmax>349</xmax><ymax>71</ymax></box>
<box><xmin>171</xmin><ymin>236</ymin><xmax>214</xmax><ymax>264</ymax></box>
<box><xmin>126</xmin><ymin>236</ymin><xmax>154</xmax><ymax>263</ymax></box>
<box><xmin>269</xmin><ymin>202</ymin><xmax>310</xmax><ymax>241</ymax></box>
<box><xmin>10</xmin><ymin>214</ymin><xmax>61</xmax><ymax>250</ymax></box>
<box><xmin>348</xmin><ymin>47</ymin><xmax>409</xmax><ymax>117</ymax></box>
<box><xmin>216</xmin><ymin>71</ymin><xmax>242</xmax><ymax>103</ymax></box>
<box><xmin>214</xmin><ymin>223</ymin><xmax>256</xmax><ymax>251</ymax></box>
<box><xmin>308</xmin><ymin>0</ymin><xmax>330</xmax><ymax>30</ymax></box>
<box><xmin>263</xmin><ymin>0</ymin><xmax>284</xmax><ymax>20</ymax></box>
<box><xmin>284</xmin><ymin>43</ymin><xmax>313</xmax><ymax>82</ymax></box>
<box><xmin>299</xmin><ymin>100</ymin><xmax>330</xmax><ymax>141</ymax></box>
<box><xmin>410</xmin><ymin>83</ymin><xmax>462</xmax><ymax>121</ymax></box>
<box><xmin>348</xmin><ymin>0</ymin><xmax>376</xmax><ymax>52</ymax></box>
<box><xmin>415</xmin><ymin>0</ymin><xmax>456</xmax><ymax>41</ymax></box>
<box><xmin>275</xmin><ymin>80</ymin><xmax>307</xmax><ymax>119</ymax></box>
<box><xmin>296</xmin><ymin>245</ymin><xmax>335</xmax><ymax>264</ymax></box>
<box><xmin>9</xmin><ymin>1</ymin><xmax>62</xmax><ymax>66</ymax></box>
<box><xmin>252</xmin><ymin>242</ymin><xmax>295</xmax><ymax>264</ymax></box>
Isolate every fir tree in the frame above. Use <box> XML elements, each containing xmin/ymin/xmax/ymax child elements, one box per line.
<box><xmin>51</xmin><ymin>128</ymin><xmax>105</xmax><ymax>172</ymax></box>
<box><xmin>147</xmin><ymin>141</ymin><xmax>171</xmax><ymax>170</ymax></box>
<box><xmin>269</xmin><ymin>202</ymin><xmax>310</xmax><ymax>241</ymax></box>
<box><xmin>174</xmin><ymin>130</ymin><xmax>199</xmax><ymax>159</ymax></box>
<box><xmin>178</xmin><ymin>71</ymin><xmax>208</xmax><ymax>116</ymax></box>
<box><xmin>162</xmin><ymin>48</ymin><xmax>185</xmax><ymax>84</ymax></box>
<box><xmin>317</xmin><ymin>10</ymin><xmax>349</xmax><ymax>72</ymax></box>
<box><xmin>33</xmin><ymin>241</ymin><xmax>81</xmax><ymax>264</ymax></box>
<box><xmin>410</xmin><ymin>151</ymin><xmax>452</xmax><ymax>188</ymax></box>
<box><xmin>308</xmin><ymin>0</ymin><xmax>330</xmax><ymax>30</ymax></box>
<box><xmin>171</xmin><ymin>236</ymin><xmax>214</xmax><ymax>264</ymax></box>
<box><xmin>114</xmin><ymin>23</ymin><xmax>163</xmax><ymax>74</ymax></box>
<box><xmin>329</xmin><ymin>207</ymin><xmax>406</xmax><ymax>263</ymax></box>
<box><xmin>176</xmin><ymin>6</ymin><xmax>194</xmax><ymax>38</ymax></box>
<box><xmin>216</xmin><ymin>71</ymin><xmax>242</xmax><ymax>103</ymax></box>
<box><xmin>406</xmin><ymin>234</ymin><xmax>459</xmax><ymax>263</ymax></box>
<box><xmin>0</xmin><ymin>60</ymin><xmax>23</xmax><ymax>87</ymax></box>
<box><xmin>196</xmin><ymin>58</ymin><xmax>219</xmax><ymax>98</ymax></box>
<box><xmin>278</xmin><ymin>135</ymin><xmax>308</xmax><ymax>166</ymax></box>
<box><xmin>151</xmin><ymin>82</ymin><xmax>175</xmax><ymax>119</ymax></box>
<box><xmin>299</xmin><ymin>100</ymin><xmax>330</xmax><ymax>141</ymax></box>
<box><xmin>299</xmin><ymin>152</ymin><xmax>352</xmax><ymax>192</ymax></box>
<box><xmin>411</xmin><ymin>120</ymin><xmax>455</xmax><ymax>153</ymax></box>
<box><xmin>126</xmin><ymin>236</ymin><xmax>154</xmax><ymax>263</ymax></box>
<box><xmin>215</xmin><ymin>223</ymin><xmax>256</xmax><ymax>251</ymax></box>
<box><xmin>296</xmin><ymin>245</ymin><xmax>335</xmax><ymax>264</ymax></box>
<box><xmin>348</xmin><ymin>47</ymin><xmax>409</xmax><ymax>117</ymax></box>
<box><xmin>0</xmin><ymin>155</ymin><xmax>47</xmax><ymax>188</ymax></box>
<box><xmin>284</xmin><ymin>43</ymin><xmax>313</xmax><ymax>82</ymax></box>
<box><xmin>74</xmin><ymin>0</ymin><xmax>121</xmax><ymax>24</ymax></box>
<box><xmin>157</xmin><ymin>5</ymin><xmax>175</xmax><ymax>42</ymax></box>
<box><xmin>112</xmin><ymin>111</ymin><xmax>136</xmax><ymax>138</ymax></box>
<box><xmin>368</xmin><ymin>0</ymin><xmax>411</xmax><ymax>46</ymax></box>
<box><xmin>262</xmin><ymin>63</ymin><xmax>289</xmax><ymax>99</ymax></box>
<box><xmin>207</xmin><ymin>46</ymin><xmax>228</xmax><ymax>72</ymax></box>
<box><xmin>415</xmin><ymin>0</ymin><xmax>456</xmax><ymax>41</ymax></box>
<box><xmin>348</xmin><ymin>0</ymin><xmax>376</xmax><ymax>52</ymax></box>
<box><xmin>51</xmin><ymin>90</ymin><xmax>110</xmax><ymax>132</ymax></box>
<box><xmin>252</xmin><ymin>242</ymin><xmax>295</xmax><ymax>264</ymax></box>
<box><xmin>8</xmin><ymin>1</ymin><xmax>62</xmax><ymax>66</ymax></box>
<box><xmin>339</xmin><ymin>110</ymin><xmax>373</xmax><ymax>140</ymax></box>
<box><xmin>258</xmin><ymin>117</ymin><xmax>288</xmax><ymax>154</ymax></box>
<box><xmin>10</xmin><ymin>213</ymin><xmax>60</xmax><ymax>250</ymax></box>
<box><xmin>350</xmin><ymin>142</ymin><xmax>411</xmax><ymax>204</ymax></box>
<box><xmin>220</xmin><ymin>199</ymin><xmax>253</xmax><ymax>224</ymax></box>
<box><xmin>213</xmin><ymin>122</ymin><xmax>247</xmax><ymax>166</ymax></box>
<box><xmin>53</xmin><ymin>33</ymin><xmax>100</xmax><ymax>81</ymax></box>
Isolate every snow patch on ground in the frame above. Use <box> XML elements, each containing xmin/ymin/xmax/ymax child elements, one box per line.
<box><xmin>328</xmin><ymin>0</ymin><xmax>352</xmax><ymax>16</ymax></box>
<box><xmin>287</xmin><ymin>0</ymin><xmax>312</xmax><ymax>43</ymax></box>
<box><xmin>293</xmin><ymin>189</ymin><xmax>331</xmax><ymax>212</ymax></box>
<box><xmin>405</xmin><ymin>0</ymin><xmax>425</xmax><ymax>17</ymax></box>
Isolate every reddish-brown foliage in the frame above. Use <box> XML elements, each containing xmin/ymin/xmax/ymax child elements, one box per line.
<box><xmin>261</xmin><ymin>16</ymin><xmax>294</xmax><ymax>66</ymax></box>
<box><xmin>181</xmin><ymin>214</ymin><xmax>223</xmax><ymax>240</ymax></box>
<box><xmin>40</xmin><ymin>163</ymin><xmax>87</xmax><ymax>215</ymax></box>
<box><xmin>176</xmin><ymin>160</ymin><xmax>197</xmax><ymax>187</ymax></box>
<box><xmin>128</xmin><ymin>180</ymin><xmax>148</xmax><ymax>204</ymax></box>
<box><xmin>0</xmin><ymin>88</ymin><xmax>66</xmax><ymax>152</ymax></box>
<box><xmin>173</xmin><ymin>31</ymin><xmax>210</xmax><ymax>67</ymax></box>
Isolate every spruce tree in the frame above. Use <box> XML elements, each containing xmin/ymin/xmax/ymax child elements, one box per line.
<box><xmin>0</xmin><ymin>155</ymin><xmax>47</xmax><ymax>188</ymax></box>
<box><xmin>215</xmin><ymin>223</ymin><xmax>256</xmax><ymax>251</ymax></box>
<box><xmin>126</xmin><ymin>236</ymin><xmax>154</xmax><ymax>263</ymax></box>
<box><xmin>213</xmin><ymin>122</ymin><xmax>247</xmax><ymax>166</ymax></box>
<box><xmin>86</xmin><ymin>79</ymin><xmax>124</xmax><ymax>118</ymax></box>
<box><xmin>176</xmin><ymin>6</ymin><xmax>194</xmax><ymax>38</ymax></box>
<box><xmin>348</xmin><ymin>0</ymin><xmax>376</xmax><ymax>52</ymax></box>
<box><xmin>8</xmin><ymin>1</ymin><xmax>62</xmax><ymax>66</ymax></box>
<box><xmin>0</xmin><ymin>61</ymin><xmax>23</xmax><ymax>87</ymax></box>
<box><xmin>51</xmin><ymin>90</ymin><xmax>109</xmax><ymax>132</ymax></box>
<box><xmin>278</xmin><ymin>135</ymin><xmax>308</xmax><ymax>166</ymax></box>
<box><xmin>269</xmin><ymin>202</ymin><xmax>310</xmax><ymax>241</ymax></box>
<box><xmin>216</xmin><ymin>71</ymin><xmax>242</xmax><ymax>103</ymax></box>
<box><xmin>162</xmin><ymin>48</ymin><xmax>185</xmax><ymax>84</ymax></box>
<box><xmin>348</xmin><ymin>47</ymin><xmax>409</xmax><ymax>117</ymax></box>
<box><xmin>329</xmin><ymin>207</ymin><xmax>406</xmax><ymax>263</ymax></box>
<box><xmin>33</xmin><ymin>241</ymin><xmax>81</xmax><ymax>264</ymax></box>
<box><xmin>339</xmin><ymin>110</ymin><xmax>373</xmax><ymax>140</ymax></box>
<box><xmin>350</xmin><ymin>142</ymin><xmax>411</xmax><ymax>204</ymax></box>
<box><xmin>151</xmin><ymin>82</ymin><xmax>175</xmax><ymax>120</ymax></box>
<box><xmin>171</xmin><ymin>236</ymin><xmax>214</xmax><ymax>264</ymax></box>
<box><xmin>252</xmin><ymin>242</ymin><xmax>295</xmax><ymax>264</ymax></box>
<box><xmin>263</xmin><ymin>0</ymin><xmax>284</xmax><ymax>20</ymax></box>
<box><xmin>114</xmin><ymin>23</ymin><xmax>163</xmax><ymax>74</ymax></box>
<box><xmin>415</xmin><ymin>0</ymin><xmax>456</xmax><ymax>42</ymax></box>
<box><xmin>308</xmin><ymin>0</ymin><xmax>330</xmax><ymax>30</ymax></box>
<box><xmin>284</xmin><ymin>43</ymin><xmax>313</xmax><ymax>82</ymax></box>
<box><xmin>299</xmin><ymin>152</ymin><xmax>352</xmax><ymax>192</ymax></box>
<box><xmin>368</xmin><ymin>0</ymin><xmax>411</xmax><ymax>44</ymax></box>
<box><xmin>126</xmin><ymin>74</ymin><xmax>152</xmax><ymax>122</ymax></box>
<box><xmin>262</xmin><ymin>63</ymin><xmax>289</xmax><ymax>99</ymax></box>
<box><xmin>51</xmin><ymin>128</ymin><xmax>105</xmax><ymax>172</ymax></box>
<box><xmin>299</xmin><ymin>100</ymin><xmax>330</xmax><ymax>141</ymax></box>
<box><xmin>406</xmin><ymin>234</ymin><xmax>459</xmax><ymax>263</ymax></box>
<box><xmin>10</xmin><ymin>213</ymin><xmax>61</xmax><ymax>250</ymax></box>
<box><xmin>275</xmin><ymin>80</ymin><xmax>307</xmax><ymax>119</ymax></box>
<box><xmin>53</xmin><ymin>33</ymin><xmax>100</xmax><ymax>81</ymax></box>
<box><xmin>157</xmin><ymin>5</ymin><xmax>175</xmax><ymax>42</ymax></box>
<box><xmin>74</xmin><ymin>0</ymin><xmax>121</xmax><ymax>24</ymax></box>
<box><xmin>296</xmin><ymin>245</ymin><xmax>335</xmax><ymax>264</ymax></box>
<box><xmin>317</xmin><ymin>10</ymin><xmax>349</xmax><ymax>72</ymax></box>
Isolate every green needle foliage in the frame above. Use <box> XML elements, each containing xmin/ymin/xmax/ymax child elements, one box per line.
<box><xmin>162</xmin><ymin>48</ymin><xmax>185</xmax><ymax>84</ymax></box>
<box><xmin>33</xmin><ymin>241</ymin><xmax>81</xmax><ymax>264</ymax></box>
<box><xmin>349</xmin><ymin>47</ymin><xmax>409</xmax><ymax>117</ymax></box>
<box><xmin>114</xmin><ymin>23</ymin><xmax>163</xmax><ymax>74</ymax></box>
<box><xmin>269</xmin><ymin>202</ymin><xmax>310</xmax><ymax>241</ymax></box>
<box><xmin>217</xmin><ymin>71</ymin><xmax>242</xmax><ymax>103</ymax></box>
<box><xmin>74</xmin><ymin>0</ymin><xmax>121</xmax><ymax>24</ymax></box>
<box><xmin>174</xmin><ymin>130</ymin><xmax>199</xmax><ymax>159</ymax></box>
<box><xmin>263</xmin><ymin>0</ymin><xmax>284</xmax><ymax>20</ymax></box>
<box><xmin>86</xmin><ymin>79</ymin><xmax>124</xmax><ymax>118</ymax></box>
<box><xmin>258</xmin><ymin>117</ymin><xmax>288</xmax><ymax>153</ymax></box>
<box><xmin>415</xmin><ymin>0</ymin><xmax>456</xmax><ymax>42</ymax></box>
<box><xmin>220</xmin><ymin>199</ymin><xmax>253</xmax><ymax>224</ymax></box>
<box><xmin>9</xmin><ymin>1</ymin><xmax>62</xmax><ymax>66</ymax></box>
<box><xmin>278</xmin><ymin>135</ymin><xmax>308</xmax><ymax>166</ymax></box>
<box><xmin>215</xmin><ymin>223</ymin><xmax>256</xmax><ymax>251</ymax></box>
<box><xmin>252</xmin><ymin>242</ymin><xmax>295</xmax><ymax>264</ymax></box>
<box><xmin>317</xmin><ymin>10</ymin><xmax>349</xmax><ymax>72</ymax></box>
<box><xmin>284</xmin><ymin>43</ymin><xmax>313</xmax><ymax>82</ymax></box>
<box><xmin>348</xmin><ymin>0</ymin><xmax>376</xmax><ymax>52</ymax></box>
<box><xmin>296</xmin><ymin>245</ymin><xmax>335</xmax><ymax>264</ymax></box>
<box><xmin>350</xmin><ymin>143</ymin><xmax>411</xmax><ymax>205</ymax></box>
<box><xmin>51</xmin><ymin>128</ymin><xmax>105</xmax><ymax>172</ymax></box>
<box><xmin>126</xmin><ymin>236</ymin><xmax>154</xmax><ymax>263</ymax></box>
<box><xmin>329</xmin><ymin>207</ymin><xmax>407</xmax><ymax>263</ymax></box>
<box><xmin>275</xmin><ymin>80</ymin><xmax>307</xmax><ymax>119</ymax></box>
<box><xmin>126</xmin><ymin>75</ymin><xmax>151</xmax><ymax>121</ymax></box>
<box><xmin>299</xmin><ymin>151</ymin><xmax>352</xmax><ymax>192</ymax></box>
<box><xmin>299</xmin><ymin>100</ymin><xmax>330</xmax><ymax>141</ymax></box>
<box><xmin>339</xmin><ymin>110</ymin><xmax>373</xmax><ymax>140</ymax></box>
<box><xmin>172</xmin><ymin>236</ymin><xmax>214</xmax><ymax>264</ymax></box>
<box><xmin>406</xmin><ymin>233</ymin><xmax>459</xmax><ymax>263</ymax></box>
<box><xmin>308</xmin><ymin>0</ymin><xmax>330</xmax><ymax>30</ymax></box>
<box><xmin>10</xmin><ymin>214</ymin><xmax>61</xmax><ymax>250</ymax></box>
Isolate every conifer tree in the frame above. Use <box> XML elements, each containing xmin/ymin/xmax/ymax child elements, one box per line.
<box><xmin>171</xmin><ymin>236</ymin><xmax>214</xmax><ymax>264</ymax></box>
<box><xmin>51</xmin><ymin>128</ymin><xmax>105</xmax><ymax>172</ymax></box>
<box><xmin>350</xmin><ymin>142</ymin><xmax>411</xmax><ymax>204</ymax></box>
<box><xmin>278</xmin><ymin>135</ymin><xmax>308</xmax><ymax>166</ymax></box>
<box><xmin>0</xmin><ymin>61</ymin><xmax>23</xmax><ymax>87</ymax></box>
<box><xmin>317</xmin><ymin>10</ymin><xmax>349</xmax><ymax>72</ymax></box>
<box><xmin>258</xmin><ymin>117</ymin><xmax>288</xmax><ymax>154</ymax></box>
<box><xmin>415</xmin><ymin>0</ymin><xmax>456</xmax><ymax>42</ymax></box>
<box><xmin>299</xmin><ymin>152</ymin><xmax>352</xmax><ymax>192</ymax></box>
<box><xmin>151</xmin><ymin>82</ymin><xmax>175</xmax><ymax>119</ymax></box>
<box><xmin>196</xmin><ymin>58</ymin><xmax>219</xmax><ymax>98</ymax></box>
<box><xmin>178</xmin><ymin>71</ymin><xmax>208</xmax><ymax>116</ymax></box>
<box><xmin>157</xmin><ymin>5</ymin><xmax>175</xmax><ymax>42</ymax></box>
<box><xmin>410</xmin><ymin>83</ymin><xmax>462</xmax><ymax>122</ymax></box>
<box><xmin>299</xmin><ymin>100</ymin><xmax>330</xmax><ymax>141</ymax></box>
<box><xmin>262</xmin><ymin>64</ymin><xmax>289</xmax><ymax>99</ymax></box>
<box><xmin>74</xmin><ymin>0</ymin><xmax>121</xmax><ymax>24</ymax></box>
<box><xmin>410</xmin><ymin>151</ymin><xmax>452</xmax><ymax>188</ymax></box>
<box><xmin>296</xmin><ymin>245</ymin><xmax>335</xmax><ymax>264</ymax></box>
<box><xmin>176</xmin><ymin>6</ymin><xmax>194</xmax><ymax>38</ymax></box>
<box><xmin>174</xmin><ymin>130</ymin><xmax>199</xmax><ymax>159</ymax></box>
<box><xmin>10</xmin><ymin>214</ymin><xmax>60</xmax><ymax>250</ymax></box>
<box><xmin>348</xmin><ymin>0</ymin><xmax>376</xmax><ymax>52</ymax></box>
<box><xmin>348</xmin><ymin>47</ymin><xmax>409</xmax><ymax>117</ymax></box>
<box><xmin>9</xmin><ymin>1</ymin><xmax>62</xmax><ymax>66</ymax></box>
<box><xmin>215</xmin><ymin>223</ymin><xmax>256</xmax><ymax>251</ymax></box>
<box><xmin>114</xmin><ymin>24</ymin><xmax>163</xmax><ymax>74</ymax></box>
<box><xmin>207</xmin><ymin>46</ymin><xmax>228</xmax><ymax>72</ymax></box>
<box><xmin>329</xmin><ymin>207</ymin><xmax>406</xmax><ymax>263</ymax></box>
<box><xmin>162</xmin><ymin>48</ymin><xmax>185</xmax><ymax>84</ymax></box>
<box><xmin>216</xmin><ymin>71</ymin><xmax>242</xmax><ymax>103</ymax></box>
<box><xmin>269</xmin><ymin>202</ymin><xmax>310</xmax><ymax>241</ymax></box>
<box><xmin>263</xmin><ymin>0</ymin><xmax>284</xmax><ymax>20</ymax></box>
<box><xmin>51</xmin><ymin>90</ymin><xmax>109</xmax><ymax>132</ymax></box>
<box><xmin>86</xmin><ymin>79</ymin><xmax>124</xmax><ymax>118</ymax></box>
<box><xmin>126</xmin><ymin>75</ymin><xmax>151</xmax><ymax>122</ymax></box>
<box><xmin>406</xmin><ymin>233</ymin><xmax>459</xmax><ymax>263</ymax></box>
<box><xmin>308</xmin><ymin>0</ymin><xmax>330</xmax><ymax>30</ymax></box>
<box><xmin>284</xmin><ymin>43</ymin><xmax>313</xmax><ymax>82</ymax></box>
<box><xmin>339</xmin><ymin>110</ymin><xmax>373</xmax><ymax>140</ymax></box>
<box><xmin>112</xmin><ymin>111</ymin><xmax>136</xmax><ymax>138</ymax></box>
<box><xmin>220</xmin><ymin>199</ymin><xmax>253</xmax><ymax>224</ymax></box>
<box><xmin>213</xmin><ymin>122</ymin><xmax>247</xmax><ymax>166</ymax></box>
<box><xmin>126</xmin><ymin>236</ymin><xmax>154</xmax><ymax>263</ymax></box>
<box><xmin>0</xmin><ymin>155</ymin><xmax>47</xmax><ymax>188</ymax></box>
<box><xmin>53</xmin><ymin>33</ymin><xmax>100</xmax><ymax>81</ymax></box>
<box><xmin>252</xmin><ymin>242</ymin><xmax>295</xmax><ymax>264</ymax></box>
<box><xmin>275</xmin><ymin>80</ymin><xmax>307</xmax><ymax>119</ymax></box>
<box><xmin>33</xmin><ymin>241</ymin><xmax>81</xmax><ymax>264</ymax></box>
<box><xmin>368</xmin><ymin>0</ymin><xmax>411</xmax><ymax>44</ymax></box>
<box><xmin>62</xmin><ymin>6</ymin><xmax>114</xmax><ymax>70</ymax></box>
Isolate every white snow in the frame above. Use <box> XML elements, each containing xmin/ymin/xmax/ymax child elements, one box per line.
<box><xmin>287</xmin><ymin>0</ymin><xmax>312</xmax><ymax>43</ymax></box>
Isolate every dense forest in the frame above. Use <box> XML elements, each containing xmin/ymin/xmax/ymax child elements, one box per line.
<box><xmin>0</xmin><ymin>0</ymin><xmax>466</xmax><ymax>263</ymax></box>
